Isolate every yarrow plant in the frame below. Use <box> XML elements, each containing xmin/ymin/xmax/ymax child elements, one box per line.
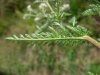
<box><xmin>6</xmin><ymin>0</ymin><xmax>100</xmax><ymax>75</ymax></box>
<box><xmin>6</xmin><ymin>0</ymin><xmax>100</xmax><ymax>48</ymax></box>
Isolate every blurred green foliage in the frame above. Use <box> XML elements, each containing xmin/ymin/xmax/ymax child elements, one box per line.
<box><xmin>0</xmin><ymin>0</ymin><xmax>34</xmax><ymax>36</ymax></box>
<box><xmin>89</xmin><ymin>62</ymin><xmax>100</xmax><ymax>75</ymax></box>
<box><xmin>0</xmin><ymin>0</ymin><xmax>100</xmax><ymax>75</ymax></box>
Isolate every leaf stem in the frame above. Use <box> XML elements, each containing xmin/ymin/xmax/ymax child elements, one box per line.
<box><xmin>6</xmin><ymin>35</ymin><xmax>100</xmax><ymax>49</ymax></box>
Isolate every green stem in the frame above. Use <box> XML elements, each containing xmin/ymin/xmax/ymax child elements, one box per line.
<box><xmin>6</xmin><ymin>35</ymin><xmax>100</xmax><ymax>48</ymax></box>
<box><xmin>6</xmin><ymin>37</ymin><xmax>84</xmax><ymax>41</ymax></box>
<box><xmin>46</xmin><ymin>0</ymin><xmax>54</xmax><ymax>13</ymax></box>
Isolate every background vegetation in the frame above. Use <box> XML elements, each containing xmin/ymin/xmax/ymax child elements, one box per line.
<box><xmin>0</xmin><ymin>0</ymin><xmax>100</xmax><ymax>75</ymax></box>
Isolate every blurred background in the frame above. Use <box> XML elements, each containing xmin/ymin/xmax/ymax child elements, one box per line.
<box><xmin>0</xmin><ymin>0</ymin><xmax>100</xmax><ymax>75</ymax></box>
